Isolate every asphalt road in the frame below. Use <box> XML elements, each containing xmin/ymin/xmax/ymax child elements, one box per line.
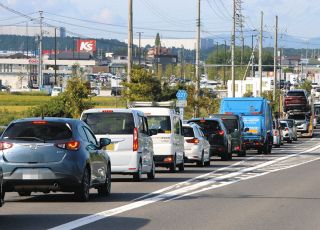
<box><xmin>1</xmin><ymin>131</ymin><xmax>320</xmax><ymax>230</ymax></box>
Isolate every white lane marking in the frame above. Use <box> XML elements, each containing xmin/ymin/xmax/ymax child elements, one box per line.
<box><xmin>49</xmin><ymin>144</ymin><xmax>320</xmax><ymax>230</ymax></box>
<box><xmin>132</xmin><ymin>157</ymin><xmax>256</xmax><ymax>202</ymax></box>
<box><xmin>166</xmin><ymin>145</ymin><xmax>320</xmax><ymax>202</ymax></box>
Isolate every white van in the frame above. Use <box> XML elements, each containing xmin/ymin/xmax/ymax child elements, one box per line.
<box><xmin>80</xmin><ymin>108</ymin><xmax>155</xmax><ymax>181</ymax></box>
<box><xmin>51</xmin><ymin>86</ymin><xmax>62</xmax><ymax>96</ymax></box>
<box><xmin>133</xmin><ymin>105</ymin><xmax>185</xmax><ymax>172</ymax></box>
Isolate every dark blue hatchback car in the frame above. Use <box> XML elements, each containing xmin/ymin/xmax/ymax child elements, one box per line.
<box><xmin>0</xmin><ymin>117</ymin><xmax>112</xmax><ymax>201</ymax></box>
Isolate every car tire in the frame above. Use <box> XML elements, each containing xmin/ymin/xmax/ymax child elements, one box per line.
<box><xmin>178</xmin><ymin>156</ymin><xmax>185</xmax><ymax>172</ymax></box>
<box><xmin>169</xmin><ymin>155</ymin><xmax>177</xmax><ymax>173</ymax></box>
<box><xmin>97</xmin><ymin>163</ymin><xmax>111</xmax><ymax>196</ymax></box>
<box><xmin>75</xmin><ymin>167</ymin><xmax>90</xmax><ymax>202</ymax></box>
<box><xmin>147</xmin><ymin>160</ymin><xmax>155</xmax><ymax>180</ymax></box>
<box><xmin>237</xmin><ymin>150</ymin><xmax>246</xmax><ymax>157</ymax></box>
<box><xmin>18</xmin><ymin>191</ymin><xmax>31</xmax><ymax>196</ymax></box>
<box><xmin>196</xmin><ymin>151</ymin><xmax>205</xmax><ymax>167</ymax></box>
<box><xmin>133</xmin><ymin>161</ymin><xmax>142</xmax><ymax>182</ymax></box>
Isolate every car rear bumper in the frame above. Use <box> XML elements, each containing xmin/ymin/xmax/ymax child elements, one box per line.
<box><xmin>154</xmin><ymin>155</ymin><xmax>175</xmax><ymax>166</ymax></box>
<box><xmin>209</xmin><ymin>145</ymin><xmax>227</xmax><ymax>156</ymax></box>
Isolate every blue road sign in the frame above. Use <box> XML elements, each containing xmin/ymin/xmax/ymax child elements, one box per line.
<box><xmin>176</xmin><ymin>90</ymin><xmax>188</xmax><ymax>100</ymax></box>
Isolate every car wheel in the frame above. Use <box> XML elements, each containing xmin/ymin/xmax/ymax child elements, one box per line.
<box><xmin>196</xmin><ymin>151</ymin><xmax>205</xmax><ymax>167</ymax></box>
<box><xmin>133</xmin><ymin>161</ymin><xmax>142</xmax><ymax>182</ymax></box>
<box><xmin>169</xmin><ymin>155</ymin><xmax>177</xmax><ymax>173</ymax></box>
<box><xmin>98</xmin><ymin>163</ymin><xmax>111</xmax><ymax>196</ymax></box>
<box><xmin>18</xmin><ymin>191</ymin><xmax>31</xmax><ymax>196</ymax></box>
<box><xmin>75</xmin><ymin>167</ymin><xmax>90</xmax><ymax>202</ymax></box>
<box><xmin>178</xmin><ymin>155</ymin><xmax>185</xmax><ymax>172</ymax></box>
<box><xmin>237</xmin><ymin>150</ymin><xmax>246</xmax><ymax>157</ymax></box>
<box><xmin>147</xmin><ymin>160</ymin><xmax>155</xmax><ymax>179</ymax></box>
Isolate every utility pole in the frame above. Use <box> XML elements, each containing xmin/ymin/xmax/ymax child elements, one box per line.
<box><xmin>38</xmin><ymin>11</ymin><xmax>43</xmax><ymax>89</ymax></box>
<box><xmin>26</xmin><ymin>21</ymin><xmax>29</xmax><ymax>58</ymax></box>
<box><xmin>231</xmin><ymin>0</ymin><xmax>236</xmax><ymax>97</ymax></box>
<box><xmin>54</xmin><ymin>27</ymin><xmax>57</xmax><ymax>86</ymax></box>
<box><xmin>224</xmin><ymin>40</ymin><xmax>226</xmax><ymax>86</ymax></box>
<box><xmin>127</xmin><ymin>0</ymin><xmax>133</xmax><ymax>94</ymax></box>
<box><xmin>181</xmin><ymin>45</ymin><xmax>185</xmax><ymax>81</ymax></box>
<box><xmin>273</xmin><ymin>15</ymin><xmax>278</xmax><ymax>101</ymax></box>
<box><xmin>259</xmin><ymin>11</ymin><xmax>263</xmax><ymax>97</ymax></box>
<box><xmin>251</xmin><ymin>34</ymin><xmax>255</xmax><ymax>78</ymax></box>
<box><xmin>195</xmin><ymin>0</ymin><xmax>201</xmax><ymax>117</ymax></box>
<box><xmin>137</xmin><ymin>32</ymin><xmax>143</xmax><ymax>66</ymax></box>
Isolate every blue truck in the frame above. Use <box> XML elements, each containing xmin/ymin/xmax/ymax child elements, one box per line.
<box><xmin>220</xmin><ymin>97</ymin><xmax>273</xmax><ymax>154</ymax></box>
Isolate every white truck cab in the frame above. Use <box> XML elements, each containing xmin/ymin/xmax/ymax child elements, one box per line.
<box><xmin>132</xmin><ymin>102</ymin><xmax>185</xmax><ymax>172</ymax></box>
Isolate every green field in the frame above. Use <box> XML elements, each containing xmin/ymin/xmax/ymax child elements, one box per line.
<box><xmin>0</xmin><ymin>93</ymin><xmax>126</xmax><ymax>126</ymax></box>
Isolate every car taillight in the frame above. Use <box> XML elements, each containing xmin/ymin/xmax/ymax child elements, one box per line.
<box><xmin>0</xmin><ymin>142</ymin><xmax>13</xmax><ymax>150</ymax></box>
<box><xmin>217</xmin><ymin>130</ymin><xmax>224</xmax><ymax>136</ymax></box>
<box><xmin>186</xmin><ymin>138</ymin><xmax>199</xmax><ymax>144</ymax></box>
<box><xmin>133</xmin><ymin>127</ymin><xmax>139</xmax><ymax>151</ymax></box>
<box><xmin>285</xmin><ymin>128</ymin><xmax>289</xmax><ymax>131</ymax></box>
<box><xmin>56</xmin><ymin>141</ymin><xmax>80</xmax><ymax>151</ymax></box>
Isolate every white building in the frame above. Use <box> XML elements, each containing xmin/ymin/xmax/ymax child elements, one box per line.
<box><xmin>227</xmin><ymin>77</ymin><xmax>273</xmax><ymax>97</ymax></box>
<box><xmin>0</xmin><ymin>57</ymin><xmax>95</xmax><ymax>89</ymax></box>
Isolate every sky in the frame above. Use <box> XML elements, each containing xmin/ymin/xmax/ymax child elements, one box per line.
<box><xmin>1</xmin><ymin>0</ymin><xmax>320</xmax><ymax>48</ymax></box>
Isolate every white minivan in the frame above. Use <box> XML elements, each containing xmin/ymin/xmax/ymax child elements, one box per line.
<box><xmin>80</xmin><ymin>108</ymin><xmax>155</xmax><ymax>181</ymax></box>
<box><xmin>133</xmin><ymin>106</ymin><xmax>185</xmax><ymax>172</ymax></box>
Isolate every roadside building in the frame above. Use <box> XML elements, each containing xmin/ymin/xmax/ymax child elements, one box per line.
<box><xmin>227</xmin><ymin>77</ymin><xmax>273</xmax><ymax>97</ymax></box>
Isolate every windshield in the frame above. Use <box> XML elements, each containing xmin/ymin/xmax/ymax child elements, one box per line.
<box><xmin>147</xmin><ymin>116</ymin><xmax>171</xmax><ymax>133</ymax></box>
<box><xmin>287</xmin><ymin>91</ymin><xmax>305</xmax><ymax>96</ymax></box>
<box><xmin>288</xmin><ymin>114</ymin><xmax>306</xmax><ymax>120</ymax></box>
<box><xmin>280</xmin><ymin>122</ymin><xmax>288</xmax><ymax>129</ymax></box>
<box><xmin>182</xmin><ymin>127</ymin><xmax>194</xmax><ymax>137</ymax></box>
<box><xmin>82</xmin><ymin>112</ymin><xmax>134</xmax><ymax>135</ymax></box>
<box><xmin>188</xmin><ymin>120</ymin><xmax>220</xmax><ymax>136</ymax></box>
<box><xmin>2</xmin><ymin>121</ymin><xmax>73</xmax><ymax>141</ymax></box>
<box><xmin>221</xmin><ymin>118</ymin><xmax>238</xmax><ymax>134</ymax></box>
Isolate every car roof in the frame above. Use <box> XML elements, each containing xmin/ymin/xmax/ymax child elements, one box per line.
<box><xmin>188</xmin><ymin>117</ymin><xmax>221</xmax><ymax>122</ymax></box>
<box><xmin>210</xmin><ymin>114</ymin><xmax>240</xmax><ymax>119</ymax></box>
<box><xmin>82</xmin><ymin>108</ymin><xmax>144</xmax><ymax>116</ymax></box>
<box><xmin>12</xmin><ymin>117</ymin><xmax>80</xmax><ymax>124</ymax></box>
<box><xmin>133</xmin><ymin>107</ymin><xmax>175</xmax><ymax>116</ymax></box>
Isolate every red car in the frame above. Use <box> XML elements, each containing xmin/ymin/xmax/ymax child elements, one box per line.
<box><xmin>284</xmin><ymin>89</ymin><xmax>309</xmax><ymax>112</ymax></box>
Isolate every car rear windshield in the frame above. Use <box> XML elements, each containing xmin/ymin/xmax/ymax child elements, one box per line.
<box><xmin>285</xmin><ymin>120</ymin><xmax>294</xmax><ymax>128</ymax></box>
<box><xmin>182</xmin><ymin>127</ymin><xmax>194</xmax><ymax>137</ymax></box>
<box><xmin>287</xmin><ymin>91</ymin><xmax>305</xmax><ymax>96</ymax></box>
<box><xmin>221</xmin><ymin>118</ymin><xmax>238</xmax><ymax>134</ymax></box>
<box><xmin>280</xmin><ymin>122</ymin><xmax>287</xmax><ymax>129</ymax></box>
<box><xmin>82</xmin><ymin>112</ymin><xmax>135</xmax><ymax>135</ymax></box>
<box><xmin>2</xmin><ymin>121</ymin><xmax>73</xmax><ymax>141</ymax></box>
<box><xmin>188</xmin><ymin>120</ymin><xmax>220</xmax><ymax>136</ymax></box>
<box><xmin>147</xmin><ymin>116</ymin><xmax>171</xmax><ymax>133</ymax></box>
<box><xmin>288</xmin><ymin>114</ymin><xmax>306</xmax><ymax>120</ymax></box>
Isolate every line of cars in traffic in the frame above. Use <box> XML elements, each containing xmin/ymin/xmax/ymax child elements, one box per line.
<box><xmin>0</xmin><ymin>100</ymin><xmax>254</xmax><ymax>205</ymax></box>
<box><xmin>0</xmin><ymin>96</ymin><xmax>306</xmax><ymax>206</ymax></box>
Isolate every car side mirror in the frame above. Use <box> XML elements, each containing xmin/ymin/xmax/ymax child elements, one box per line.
<box><xmin>244</xmin><ymin>127</ymin><xmax>249</xmax><ymax>132</ymax></box>
<box><xmin>149</xmin><ymin>129</ymin><xmax>158</xmax><ymax>136</ymax></box>
<box><xmin>100</xmin><ymin>138</ymin><xmax>111</xmax><ymax>148</ymax></box>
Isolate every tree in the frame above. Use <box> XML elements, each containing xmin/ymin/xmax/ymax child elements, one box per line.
<box><xmin>122</xmin><ymin>68</ymin><xmax>162</xmax><ymax>102</ymax></box>
<box><xmin>297</xmin><ymin>79</ymin><xmax>312</xmax><ymax>94</ymax></box>
<box><xmin>155</xmin><ymin>33</ymin><xmax>161</xmax><ymax>47</ymax></box>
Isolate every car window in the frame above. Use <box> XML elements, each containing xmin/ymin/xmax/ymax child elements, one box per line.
<box><xmin>2</xmin><ymin>121</ymin><xmax>73</xmax><ymax>141</ymax></box>
<box><xmin>182</xmin><ymin>126</ymin><xmax>194</xmax><ymax>137</ymax></box>
<box><xmin>221</xmin><ymin>118</ymin><xmax>238</xmax><ymax>134</ymax></box>
<box><xmin>83</xmin><ymin>127</ymin><xmax>98</xmax><ymax>146</ymax></box>
<box><xmin>280</xmin><ymin>122</ymin><xmax>287</xmax><ymax>129</ymax></box>
<box><xmin>82</xmin><ymin>112</ymin><xmax>135</xmax><ymax>135</ymax></box>
<box><xmin>147</xmin><ymin>116</ymin><xmax>171</xmax><ymax>133</ymax></box>
<box><xmin>189</xmin><ymin>120</ymin><xmax>220</xmax><ymax>136</ymax></box>
<box><xmin>287</xmin><ymin>91</ymin><xmax>305</xmax><ymax>97</ymax></box>
<box><xmin>288</xmin><ymin>114</ymin><xmax>306</xmax><ymax>120</ymax></box>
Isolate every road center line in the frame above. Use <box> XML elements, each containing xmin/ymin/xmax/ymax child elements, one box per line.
<box><xmin>49</xmin><ymin>144</ymin><xmax>320</xmax><ymax>230</ymax></box>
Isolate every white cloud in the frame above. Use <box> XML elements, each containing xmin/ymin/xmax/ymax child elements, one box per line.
<box><xmin>93</xmin><ymin>8</ymin><xmax>114</xmax><ymax>23</ymax></box>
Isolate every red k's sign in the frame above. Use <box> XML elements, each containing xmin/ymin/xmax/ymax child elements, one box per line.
<box><xmin>77</xmin><ymin>39</ymin><xmax>96</xmax><ymax>52</ymax></box>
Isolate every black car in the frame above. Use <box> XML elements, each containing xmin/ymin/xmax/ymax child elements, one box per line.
<box><xmin>0</xmin><ymin>117</ymin><xmax>112</xmax><ymax>201</ymax></box>
<box><xmin>188</xmin><ymin>118</ymin><xmax>232</xmax><ymax>160</ymax></box>
<box><xmin>210</xmin><ymin>114</ymin><xmax>246</xmax><ymax>157</ymax></box>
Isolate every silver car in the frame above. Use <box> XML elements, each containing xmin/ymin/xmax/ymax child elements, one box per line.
<box><xmin>283</xmin><ymin>119</ymin><xmax>298</xmax><ymax>141</ymax></box>
<box><xmin>0</xmin><ymin>167</ymin><xmax>4</xmax><ymax>207</ymax></box>
<box><xmin>0</xmin><ymin>117</ymin><xmax>112</xmax><ymax>201</ymax></box>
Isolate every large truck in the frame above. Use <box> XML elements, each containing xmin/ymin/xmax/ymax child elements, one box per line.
<box><xmin>220</xmin><ymin>97</ymin><xmax>273</xmax><ymax>154</ymax></box>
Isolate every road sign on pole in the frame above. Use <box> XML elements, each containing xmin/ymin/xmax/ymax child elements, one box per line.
<box><xmin>176</xmin><ymin>90</ymin><xmax>188</xmax><ymax>100</ymax></box>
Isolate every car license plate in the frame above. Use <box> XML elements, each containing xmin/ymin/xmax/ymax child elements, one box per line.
<box><xmin>22</xmin><ymin>169</ymin><xmax>39</xmax><ymax>180</ymax></box>
<box><xmin>105</xmin><ymin>143</ymin><xmax>115</xmax><ymax>151</ymax></box>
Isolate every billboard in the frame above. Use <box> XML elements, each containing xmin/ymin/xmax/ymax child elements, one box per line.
<box><xmin>77</xmin><ymin>39</ymin><xmax>96</xmax><ymax>52</ymax></box>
